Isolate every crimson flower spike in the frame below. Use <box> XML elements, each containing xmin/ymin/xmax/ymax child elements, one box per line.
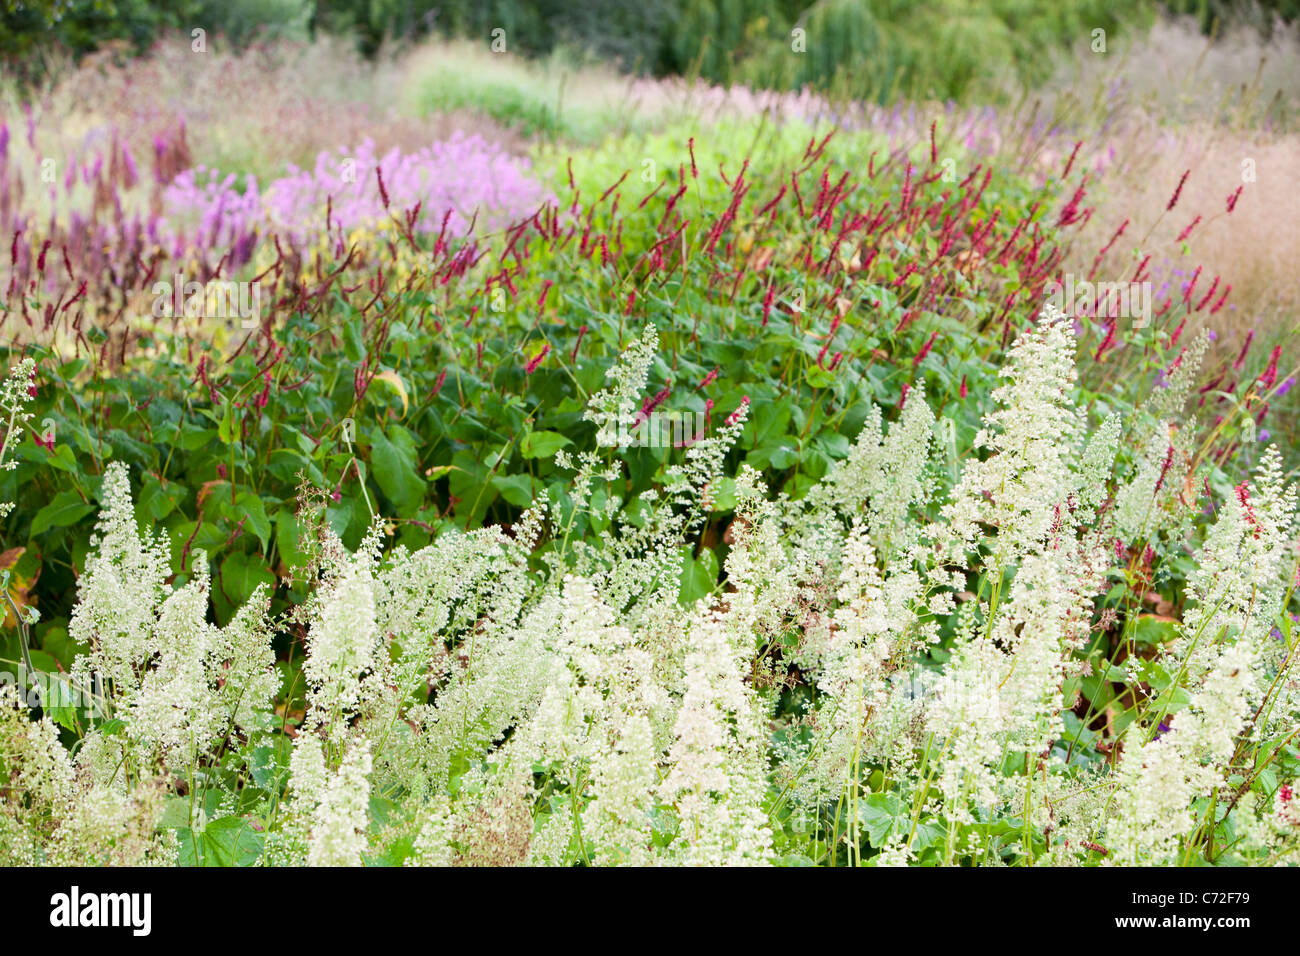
<box><xmin>1166</xmin><ymin>170</ymin><xmax>1189</xmax><ymax>211</ymax></box>
<box><xmin>1175</xmin><ymin>216</ymin><xmax>1201</xmax><ymax>243</ymax></box>
<box><xmin>1062</xmin><ymin>140</ymin><xmax>1082</xmax><ymax>179</ymax></box>
<box><xmin>1182</xmin><ymin>265</ymin><xmax>1202</xmax><ymax>304</ymax></box>
<box><xmin>1194</xmin><ymin>275</ymin><xmax>1220</xmax><ymax>311</ymax></box>
<box><xmin>1169</xmin><ymin>317</ymin><xmax>1187</xmax><ymax>347</ymax></box>
<box><xmin>1209</xmin><ymin>285</ymin><xmax>1231</xmax><ymax>314</ymax></box>
<box><xmin>570</xmin><ymin>325</ymin><xmax>588</xmax><ymax>363</ymax></box>
<box><xmin>1258</xmin><ymin>345</ymin><xmax>1281</xmax><ymax>390</ymax></box>
<box><xmin>725</xmin><ymin>396</ymin><xmax>750</xmax><ymax>426</ymax></box>
<box><xmin>1233</xmin><ymin>330</ymin><xmax>1255</xmax><ymax>369</ymax></box>
<box><xmin>1153</xmin><ymin>444</ymin><xmax>1175</xmax><ymax>495</ymax></box>
<box><xmin>913</xmin><ymin>330</ymin><xmax>939</xmax><ymax>367</ymax></box>
<box><xmin>1093</xmin><ymin>321</ymin><xmax>1118</xmax><ymax>362</ymax></box>
<box><xmin>524</xmin><ymin>342</ymin><xmax>550</xmax><ymax>375</ymax></box>
<box><xmin>1226</xmin><ymin>185</ymin><xmax>1243</xmax><ymax>213</ymax></box>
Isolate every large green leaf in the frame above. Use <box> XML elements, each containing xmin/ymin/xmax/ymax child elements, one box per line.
<box><xmin>368</xmin><ymin>425</ymin><xmax>425</xmax><ymax>513</ymax></box>
<box><xmin>31</xmin><ymin>490</ymin><xmax>94</xmax><ymax>535</ymax></box>
<box><xmin>177</xmin><ymin>816</ymin><xmax>264</xmax><ymax>867</ymax></box>
<box><xmin>678</xmin><ymin>546</ymin><xmax>719</xmax><ymax>606</ymax></box>
<box><xmin>216</xmin><ymin>550</ymin><xmax>275</xmax><ymax>623</ymax></box>
<box><xmin>520</xmin><ymin>428</ymin><xmax>572</xmax><ymax>460</ymax></box>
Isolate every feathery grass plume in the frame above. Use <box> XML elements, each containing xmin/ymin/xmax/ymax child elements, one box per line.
<box><xmin>1173</xmin><ymin>446</ymin><xmax>1296</xmax><ymax>686</ymax></box>
<box><xmin>126</xmin><ymin>562</ymin><xmax>277</xmax><ymax>769</ymax></box>
<box><xmin>68</xmin><ymin>462</ymin><xmax>173</xmax><ymax>709</ymax></box>
<box><xmin>0</xmin><ymin>357</ymin><xmax>35</xmax><ymax>519</ymax></box>
<box><xmin>803</xmin><ymin>386</ymin><xmax>937</xmax><ymax>560</ymax></box>
<box><xmin>1142</xmin><ymin>329</ymin><xmax>1212</xmax><ymax>426</ymax></box>
<box><xmin>581</xmin><ymin>712</ymin><xmax>660</xmax><ymax>865</ymax></box>
<box><xmin>68</xmin><ymin>463</ymin><xmax>279</xmax><ymax>778</ymax></box>
<box><xmin>943</xmin><ymin>303</ymin><xmax>1083</xmax><ymax>565</ymax></box>
<box><xmin>657</xmin><ymin>605</ymin><xmax>774</xmax><ymax>866</ymax></box>
<box><xmin>922</xmin><ymin>534</ymin><xmax>1106</xmax><ymax>831</ymax></box>
<box><xmin>496</xmin><ymin>573</ymin><xmax>671</xmax><ymax>865</ymax></box>
<box><xmin>583</xmin><ymin>323</ymin><xmax>659</xmax><ymax>446</ymax></box>
<box><xmin>1</xmin><ymin>684</ymin><xmax>176</xmax><ymax>865</ymax></box>
<box><xmin>1106</xmin><ymin>446</ymin><xmax>1298</xmax><ymax>864</ymax></box>
<box><xmin>1070</xmin><ymin>412</ymin><xmax>1121</xmax><ymax>525</ymax></box>
<box><xmin>792</xmin><ymin>522</ymin><xmax>945</xmax><ymax>822</ymax></box>
<box><xmin>0</xmin><ymin>684</ymin><xmax>74</xmax><ymax>863</ymax></box>
<box><xmin>301</xmin><ymin>518</ymin><xmax>384</xmax><ymax>741</ymax></box>
<box><xmin>305</xmin><ymin>736</ymin><xmax>373</xmax><ymax>867</ymax></box>
<box><xmin>1111</xmin><ymin>422</ymin><xmax>1190</xmax><ymax>545</ymax></box>
<box><xmin>400</xmin><ymin>584</ymin><xmax>566</xmax><ymax>799</ymax></box>
<box><xmin>364</xmin><ymin>520</ymin><xmax>537</xmax><ymax>791</ymax></box>
<box><xmin>1107</xmin><ymin>642</ymin><xmax>1257</xmax><ymax>865</ymax></box>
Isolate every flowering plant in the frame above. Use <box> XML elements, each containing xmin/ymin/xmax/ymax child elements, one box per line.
<box><xmin>1</xmin><ymin>307</ymin><xmax>1295</xmax><ymax>866</ymax></box>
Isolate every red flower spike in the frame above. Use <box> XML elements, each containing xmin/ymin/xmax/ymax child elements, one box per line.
<box><xmin>1166</xmin><ymin>170</ymin><xmax>1189</xmax><ymax>211</ymax></box>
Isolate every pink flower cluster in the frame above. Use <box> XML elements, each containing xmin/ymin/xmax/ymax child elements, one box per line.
<box><xmin>259</xmin><ymin>134</ymin><xmax>551</xmax><ymax>246</ymax></box>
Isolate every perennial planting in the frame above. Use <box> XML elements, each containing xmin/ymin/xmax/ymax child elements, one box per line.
<box><xmin>1</xmin><ymin>299</ymin><xmax>1297</xmax><ymax>865</ymax></box>
<box><xmin>1</xmin><ymin>21</ymin><xmax>1297</xmax><ymax>868</ymax></box>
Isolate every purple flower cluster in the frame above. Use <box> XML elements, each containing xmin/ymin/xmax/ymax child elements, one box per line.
<box><xmin>260</xmin><ymin>134</ymin><xmax>552</xmax><ymax>246</ymax></box>
<box><xmin>161</xmin><ymin>168</ymin><xmax>263</xmax><ymax>268</ymax></box>
<box><xmin>3</xmin><ymin>110</ymin><xmax>550</xmax><ymax>296</ymax></box>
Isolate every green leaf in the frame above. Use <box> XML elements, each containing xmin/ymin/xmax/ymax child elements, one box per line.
<box><xmin>804</xmin><ymin>364</ymin><xmax>835</xmax><ymax>389</ymax></box>
<box><xmin>178</xmin><ymin>423</ymin><xmax>218</xmax><ymax>450</ymax></box>
<box><xmin>217</xmin><ymin>403</ymin><xmax>239</xmax><ymax>445</ymax></box>
<box><xmin>678</xmin><ymin>546</ymin><xmax>719</xmax><ymax>606</ymax></box>
<box><xmin>491</xmin><ymin>473</ymin><xmax>536</xmax><ymax>507</ymax></box>
<box><xmin>858</xmin><ymin>792</ymin><xmax>905</xmax><ymax>847</ymax></box>
<box><xmin>227</xmin><ymin>490</ymin><xmax>271</xmax><ymax>550</ymax></box>
<box><xmin>43</xmin><ymin>673</ymin><xmax>82</xmax><ymax>732</ymax></box>
<box><xmin>158</xmin><ymin>797</ymin><xmax>192</xmax><ymax>830</ymax></box>
<box><xmin>177</xmin><ymin>815</ymin><xmax>264</xmax><ymax>867</ymax></box>
<box><xmin>342</xmin><ymin>319</ymin><xmax>366</xmax><ymax>363</ymax></box>
<box><xmin>44</xmin><ymin>444</ymin><xmax>79</xmax><ymax>473</ymax></box>
<box><xmin>247</xmin><ymin>739</ymin><xmax>293</xmax><ymax>793</ymax></box>
<box><xmin>749</xmin><ymin>439</ymin><xmax>799</xmax><ymax>471</ymax></box>
<box><xmin>31</xmin><ymin>490</ymin><xmax>94</xmax><ymax>535</ymax></box>
<box><xmin>707</xmin><ymin>476</ymin><xmax>737</xmax><ymax>512</ymax></box>
<box><xmin>137</xmin><ymin>477</ymin><xmax>187</xmax><ymax>523</ymax></box>
<box><xmin>1132</xmin><ymin>614</ymin><xmax>1179</xmax><ymax>647</ymax></box>
<box><xmin>369</xmin><ymin>425</ymin><xmax>425</xmax><ymax>513</ymax></box>
<box><xmin>520</xmin><ymin>429</ymin><xmax>572</xmax><ymax>460</ymax></box>
<box><xmin>275</xmin><ymin>509</ymin><xmax>306</xmax><ymax>569</ymax></box>
<box><xmin>217</xmin><ymin>551</ymin><xmax>275</xmax><ymax>622</ymax></box>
